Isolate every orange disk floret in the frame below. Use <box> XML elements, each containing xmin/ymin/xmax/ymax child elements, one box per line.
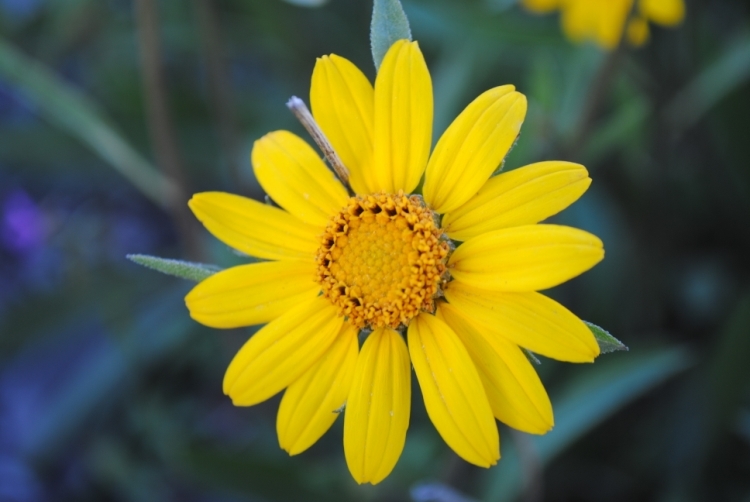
<box><xmin>316</xmin><ymin>191</ymin><xmax>450</xmax><ymax>329</ymax></box>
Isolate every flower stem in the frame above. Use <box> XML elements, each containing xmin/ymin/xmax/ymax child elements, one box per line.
<box><xmin>569</xmin><ymin>2</ymin><xmax>636</xmax><ymax>159</ymax></box>
<box><xmin>193</xmin><ymin>0</ymin><xmax>242</xmax><ymax>190</ymax></box>
<box><xmin>134</xmin><ymin>0</ymin><xmax>204</xmax><ymax>260</ymax></box>
<box><xmin>569</xmin><ymin>46</ymin><xmax>625</xmax><ymax>159</ymax></box>
<box><xmin>286</xmin><ymin>96</ymin><xmax>351</xmax><ymax>188</ymax></box>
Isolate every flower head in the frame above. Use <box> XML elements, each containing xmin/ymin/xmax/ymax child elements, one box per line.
<box><xmin>522</xmin><ymin>0</ymin><xmax>685</xmax><ymax>49</ymax></box>
<box><xmin>185</xmin><ymin>39</ymin><xmax>604</xmax><ymax>484</ymax></box>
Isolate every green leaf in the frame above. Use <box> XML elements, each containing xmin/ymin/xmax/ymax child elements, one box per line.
<box><xmin>584</xmin><ymin>321</ymin><xmax>628</xmax><ymax>354</ymax></box>
<box><xmin>181</xmin><ymin>442</ymin><xmax>332</xmax><ymax>501</ymax></box>
<box><xmin>25</xmin><ymin>287</ymin><xmax>195</xmax><ymax>459</ymax></box>
<box><xmin>583</xmin><ymin>95</ymin><xmax>650</xmax><ymax>166</ymax></box>
<box><xmin>665</xmin><ymin>33</ymin><xmax>750</xmax><ymax>133</ymax></box>
<box><xmin>480</xmin><ymin>346</ymin><xmax>694</xmax><ymax>501</ymax></box>
<box><xmin>0</xmin><ymin>38</ymin><xmax>178</xmax><ymax>209</ymax></box>
<box><xmin>706</xmin><ymin>292</ymin><xmax>750</xmax><ymax>442</ymax></box>
<box><xmin>127</xmin><ymin>254</ymin><xmax>221</xmax><ymax>282</ymax></box>
<box><xmin>371</xmin><ymin>0</ymin><xmax>412</xmax><ymax>70</ymax></box>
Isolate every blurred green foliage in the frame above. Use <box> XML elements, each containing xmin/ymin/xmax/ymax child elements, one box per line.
<box><xmin>1</xmin><ymin>0</ymin><xmax>749</xmax><ymax>501</ymax></box>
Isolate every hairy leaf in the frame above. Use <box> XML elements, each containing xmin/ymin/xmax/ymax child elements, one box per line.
<box><xmin>371</xmin><ymin>0</ymin><xmax>412</xmax><ymax>70</ymax></box>
<box><xmin>585</xmin><ymin>321</ymin><xmax>628</xmax><ymax>354</ymax></box>
<box><xmin>127</xmin><ymin>254</ymin><xmax>221</xmax><ymax>282</ymax></box>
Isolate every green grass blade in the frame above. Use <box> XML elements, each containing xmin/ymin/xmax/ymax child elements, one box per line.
<box><xmin>24</xmin><ymin>287</ymin><xmax>195</xmax><ymax>460</ymax></box>
<box><xmin>480</xmin><ymin>346</ymin><xmax>694</xmax><ymax>501</ymax></box>
<box><xmin>665</xmin><ymin>33</ymin><xmax>750</xmax><ymax>133</ymax></box>
<box><xmin>0</xmin><ymin>38</ymin><xmax>178</xmax><ymax>208</ymax></box>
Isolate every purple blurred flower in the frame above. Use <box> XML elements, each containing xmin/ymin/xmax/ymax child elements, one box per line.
<box><xmin>1</xmin><ymin>189</ymin><xmax>47</xmax><ymax>253</ymax></box>
<box><xmin>0</xmin><ymin>0</ymin><xmax>43</xmax><ymax>23</ymax></box>
<box><xmin>0</xmin><ymin>455</ymin><xmax>43</xmax><ymax>501</ymax></box>
<box><xmin>0</xmin><ymin>83</ymin><xmax>37</xmax><ymax>125</ymax></box>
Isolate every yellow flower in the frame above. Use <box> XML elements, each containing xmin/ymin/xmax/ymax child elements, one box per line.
<box><xmin>185</xmin><ymin>40</ymin><xmax>604</xmax><ymax>484</ymax></box>
<box><xmin>522</xmin><ymin>0</ymin><xmax>685</xmax><ymax>49</ymax></box>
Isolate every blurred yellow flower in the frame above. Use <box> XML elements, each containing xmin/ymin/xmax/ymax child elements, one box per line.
<box><xmin>522</xmin><ymin>0</ymin><xmax>685</xmax><ymax>49</ymax></box>
<box><xmin>184</xmin><ymin>40</ymin><xmax>604</xmax><ymax>484</ymax></box>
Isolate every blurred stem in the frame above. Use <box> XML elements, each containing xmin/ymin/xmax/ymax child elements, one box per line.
<box><xmin>510</xmin><ymin>430</ymin><xmax>543</xmax><ymax>502</ymax></box>
<box><xmin>193</xmin><ymin>0</ymin><xmax>243</xmax><ymax>188</ymax></box>
<box><xmin>134</xmin><ymin>0</ymin><xmax>204</xmax><ymax>260</ymax></box>
<box><xmin>568</xmin><ymin>45</ymin><xmax>625</xmax><ymax>160</ymax></box>
<box><xmin>568</xmin><ymin>0</ymin><xmax>640</xmax><ymax>160</ymax></box>
<box><xmin>439</xmin><ymin>453</ymin><xmax>469</xmax><ymax>494</ymax></box>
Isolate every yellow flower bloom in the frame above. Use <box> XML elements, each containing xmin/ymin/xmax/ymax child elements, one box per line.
<box><xmin>522</xmin><ymin>0</ymin><xmax>685</xmax><ymax>49</ymax></box>
<box><xmin>185</xmin><ymin>40</ymin><xmax>604</xmax><ymax>484</ymax></box>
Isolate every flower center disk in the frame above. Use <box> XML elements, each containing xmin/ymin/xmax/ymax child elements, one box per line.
<box><xmin>316</xmin><ymin>192</ymin><xmax>450</xmax><ymax>329</ymax></box>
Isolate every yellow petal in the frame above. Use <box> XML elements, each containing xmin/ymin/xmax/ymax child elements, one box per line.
<box><xmin>344</xmin><ymin>328</ymin><xmax>411</xmax><ymax>485</ymax></box>
<box><xmin>277</xmin><ymin>324</ymin><xmax>359</xmax><ymax>455</ymax></box>
<box><xmin>408</xmin><ymin>313</ymin><xmax>500</xmax><ymax>467</ymax></box>
<box><xmin>521</xmin><ymin>0</ymin><xmax>562</xmax><ymax>13</ymax></box>
<box><xmin>423</xmin><ymin>87</ymin><xmax>527</xmax><ymax>214</ymax></box>
<box><xmin>561</xmin><ymin>0</ymin><xmax>631</xmax><ymax>50</ymax></box>
<box><xmin>444</xmin><ymin>281</ymin><xmax>600</xmax><ymax>363</ymax></box>
<box><xmin>184</xmin><ymin>261</ymin><xmax>319</xmax><ymax>329</ymax></box>
<box><xmin>442</xmin><ymin>161</ymin><xmax>591</xmax><ymax>242</ymax></box>
<box><xmin>223</xmin><ymin>297</ymin><xmax>343</xmax><ymax>406</ymax></box>
<box><xmin>593</xmin><ymin>2</ymin><xmax>631</xmax><ymax>50</ymax></box>
<box><xmin>311</xmin><ymin>54</ymin><xmax>375</xmax><ymax>195</ymax></box>
<box><xmin>559</xmin><ymin>0</ymin><xmax>594</xmax><ymax>45</ymax></box>
<box><xmin>189</xmin><ymin>192</ymin><xmax>320</xmax><ymax>261</ymax></box>
<box><xmin>449</xmin><ymin>224</ymin><xmax>604</xmax><ymax>292</ymax></box>
<box><xmin>252</xmin><ymin>130</ymin><xmax>349</xmax><ymax>228</ymax></box>
<box><xmin>437</xmin><ymin>303</ymin><xmax>553</xmax><ymax>434</ymax></box>
<box><xmin>627</xmin><ymin>16</ymin><xmax>650</xmax><ymax>46</ymax></box>
<box><xmin>372</xmin><ymin>40</ymin><xmax>433</xmax><ymax>194</ymax></box>
<box><xmin>639</xmin><ymin>0</ymin><xmax>684</xmax><ymax>26</ymax></box>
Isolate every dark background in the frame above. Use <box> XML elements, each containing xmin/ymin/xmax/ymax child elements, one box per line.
<box><xmin>1</xmin><ymin>0</ymin><xmax>749</xmax><ymax>500</ymax></box>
